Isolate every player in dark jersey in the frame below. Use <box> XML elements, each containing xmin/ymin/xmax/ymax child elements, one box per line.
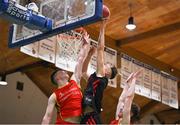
<box><xmin>110</xmin><ymin>70</ymin><xmax>142</xmax><ymax>125</ymax></box>
<box><xmin>80</xmin><ymin>19</ymin><xmax>118</xmax><ymax>124</ymax></box>
<box><xmin>41</xmin><ymin>30</ymin><xmax>91</xmax><ymax>124</ymax></box>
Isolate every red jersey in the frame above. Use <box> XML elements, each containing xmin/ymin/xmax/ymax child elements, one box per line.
<box><xmin>110</xmin><ymin>119</ymin><xmax>119</xmax><ymax>125</ymax></box>
<box><xmin>54</xmin><ymin>80</ymin><xmax>82</xmax><ymax>124</ymax></box>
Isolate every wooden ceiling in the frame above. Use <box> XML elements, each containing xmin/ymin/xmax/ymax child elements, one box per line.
<box><xmin>0</xmin><ymin>0</ymin><xmax>180</xmax><ymax>124</ymax></box>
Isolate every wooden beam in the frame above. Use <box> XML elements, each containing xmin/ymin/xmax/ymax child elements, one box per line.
<box><xmin>24</xmin><ymin>66</ymin><xmax>56</xmax><ymax>97</ymax></box>
<box><xmin>139</xmin><ymin>101</ymin><xmax>159</xmax><ymax>118</ymax></box>
<box><xmin>25</xmin><ymin>71</ymin><xmax>50</xmax><ymax>97</ymax></box>
<box><xmin>0</xmin><ymin>60</ymin><xmax>49</xmax><ymax>75</ymax></box>
<box><xmin>156</xmin><ymin>108</ymin><xmax>180</xmax><ymax>115</ymax></box>
<box><xmin>155</xmin><ymin>108</ymin><xmax>180</xmax><ymax>124</ymax></box>
<box><xmin>154</xmin><ymin>113</ymin><xmax>163</xmax><ymax>124</ymax></box>
<box><xmin>116</xmin><ymin>21</ymin><xmax>180</xmax><ymax>46</ymax></box>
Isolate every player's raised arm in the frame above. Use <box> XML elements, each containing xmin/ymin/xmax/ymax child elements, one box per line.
<box><xmin>71</xmin><ymin>30</ymin><xmax>90</xmax><ymax>86</ymax></box>
<box><xmin>121</xmin><ymin>70</ymin><xmax>142</xmax><ymax>124</ymax></box>
<box><xmin>82</xmin><ymin>47</ymin><xmax>96</xmax><ymax>81</ymax></box>
<box><xmin>96</xmin><ymin>20</ymin><xmax>107</xmax><ymax>77</ymax></box>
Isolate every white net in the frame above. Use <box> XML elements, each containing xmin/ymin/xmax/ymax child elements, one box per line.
<box><xmin>57</xmin><ymin>31</ymin><xmax>83</xmax><ymax>62</ymax></box>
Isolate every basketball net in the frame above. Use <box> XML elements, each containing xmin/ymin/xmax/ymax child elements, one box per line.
<box><xmin>56</xmin><ymin>28</ymin><xmax>85</xmax><ymax>63</ymax></box>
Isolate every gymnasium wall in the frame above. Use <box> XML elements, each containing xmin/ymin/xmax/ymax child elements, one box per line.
<box><xmin>0</xmin><ymin>72</ymin><xmax>56</xmax><ymax>124</ymax></box>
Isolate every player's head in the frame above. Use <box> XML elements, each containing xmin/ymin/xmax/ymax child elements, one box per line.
<box><xmin>130</xmin><ymin>103</ymin><xmax>140</xmax><ymax>124</ymax></box>
<box><xmin>51</xmin><ymin>69</ymin><xmax>69</xmax><ymax>86</ymax></box>
<box><xmin>104</xmin><ymin>63</ymin><xmax>117</xmax><ymax>79</ymax></box>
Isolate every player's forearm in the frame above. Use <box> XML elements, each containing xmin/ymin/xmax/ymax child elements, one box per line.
<box><xmin>82</xmin><ymin>49</ymin><xmax>94</xmax><ymax>73</ymax></box>
<box><xmin>126</xmin><ymin>79</ymin><xmax>136</xmax><ymax>97</ymax></box>
<box><xmin>119</xmin><ymin>85</ymin><xmax>129</xmax><ymax>102</ymax></box>
<box><xmin>75</xmin><ymin>44</ymin><xmax>89</xmax><ymax>81</ymax></box>
<box><xmin>121</xmin><ymin>98</ymin><xmax>132</xmax><ymax>125</ymax></box>
<box><xmin>115</xmin><ymin>86</ymin><xmax>128</xmax><ymax>118</ymax></box>
<box><xmin>96</xmin><ymin>22</ymin><xmax>107</xmax><ymax>75</ymax></box>
<box><xmin>78</xmin><ymin>44</ymin><xmax>89</xmax><ymax>61</ymax></box>
<box><xmin>41</xmin><ymin>116</ymin><xmax>51</xmax><ymax>125</ymax></box>
<box><xmin>97</xmin><ymin>22</ymin><xmax>106</xmax><ymax>50</ymax></box>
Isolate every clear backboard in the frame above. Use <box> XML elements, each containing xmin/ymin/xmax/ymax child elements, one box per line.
<box><xmin>5</xmin><ymin>0</ymin><xmax>103</xmax><ymax>48</ymax></box>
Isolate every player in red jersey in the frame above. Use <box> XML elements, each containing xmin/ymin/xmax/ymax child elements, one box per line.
<box><xmin>41</xmin><ymin>30</ymin><xmax>91</xmax><ymax>124</ymax></box>
<box><xmin>110</xmin><ymin>70</ymin><xmax>142</xmax><ymax>125</ymax></box>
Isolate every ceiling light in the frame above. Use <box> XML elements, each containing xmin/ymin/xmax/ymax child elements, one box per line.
<box><xmin>0</xmin><ymin>75</ymin><xmax>8</xmax><ymax>86</ymax></box>
<box><xmin>126</xmin><ymin>16</ymin><xmax>136</xmax><ymax>31</ymax></box>
<box><xmin>126</xmin><ymin>3</ymin><xmax>136</xmax><ymax>31</ymax></box>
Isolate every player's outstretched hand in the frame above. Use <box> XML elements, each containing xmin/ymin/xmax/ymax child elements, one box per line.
<box><xmin>82</xmin><ymin>31</ymin><xmax>90</xmax><ymax>45</ymax></box>
<box><xmin>126</xmin><ymin>69</ymin><xmax>143</xmax><ymax>83</ymax></box>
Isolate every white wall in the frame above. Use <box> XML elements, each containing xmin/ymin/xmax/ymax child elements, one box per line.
<box><xmin>0</xmin><ymin>72</ymin><xmax>55</xmax><ymax>124</ymax></box>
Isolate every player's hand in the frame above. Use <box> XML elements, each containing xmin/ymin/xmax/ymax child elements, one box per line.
<box><xmin>125</xmin><ymin>72</ymin><xmax>134</xmax><ymax>83</ymax></box>
<box><xmin>126</xmin><ymin>69</ymin><xmax>143</xmax><ymax>83</ymax></box>
<box><xmin>133</xmin><ymin>69</ymin><xmax>143</xmax><ymax>79</ymax></box>
<box><xmin>82</xmin><ymin>31</ymin><xmax>90</xmax><ymax>45</ymax></box>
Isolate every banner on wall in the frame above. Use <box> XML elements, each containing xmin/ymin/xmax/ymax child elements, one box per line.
<box><xmin>38</xmin><ymin>36</ymin><xmax>57</xmax><ymax>63</ymax></box>
<box><xmin>142</xmin><ymin>64</ymin><xmax>152</xmax><ymax>99</ymax></box>
<box><xmin>161</xmin><ymin>73</ymin><xmax>170</xmax><ymax>105</ymax></box>
<box><xmin>151</xmin><ymin>68</ymin><xmax>161</xmax><ymax>101</ymax></box>
<box><xmin>120</xmin><ymin>53</ymin><xmax>133</xmax><ymax>88</ymax></box>
<box><xmin>169</xmin><ymin>76</ymin><xmax>178</xmax><ymax>109</ymax></box>
<box><xmin>119</xmin><ymin>53</ymin><xmax>179</xmax><ymax>109</ymax></box>
<box><xmin>132</xmin><ymin>59</ymin><xmax>143</xmax><ymax>96</ymax></box>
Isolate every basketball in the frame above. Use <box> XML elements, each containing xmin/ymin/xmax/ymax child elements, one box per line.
<box><xmin>103</xmin><ymin>5</ymin><xmax>110</xmax><ymax>18</ymax></box>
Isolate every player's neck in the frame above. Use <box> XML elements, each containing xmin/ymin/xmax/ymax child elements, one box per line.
<box><xmin>57</xmin><ymin>80</ymin><xmax>69</xmax><ymax>88</ymax></box>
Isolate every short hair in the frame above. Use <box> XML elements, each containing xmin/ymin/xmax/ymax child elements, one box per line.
<box><xmin>110</xmin><ymin>66</ymin><xmax>118</xmax><ymax>79</ymax></box>
<box><xmin>131</xmin><ymin>103</ymin><xmax>140</xmax><ymax>123</ymax></box>
<box><xmin>50</xmin><ymin>70</ymin><xmax>59</xmax><ymax>86</ymax></box>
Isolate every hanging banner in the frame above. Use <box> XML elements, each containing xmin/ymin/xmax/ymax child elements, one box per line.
<box><xmin>169</xmin><ymin>76</ymin><xmax>178</xmax><ymax>109</ymax></box>
<box><xmin>38</xmin><ymin>36</ymin><xmax>57</xmax><ymax>63</ymax></box>
<box><xmin>20</xmin><ymin>26</ymin><xmax>39</xmax><ymax>58</ymax></box>
<box><xmin>161</xmin><ymin>73</ymin><xmax>170</xmax><ymax>105</ymax></box>
<box><xmin>55</xmin><ymin>31</ymin><xmax>83</xmax><ymax>72</ymax></box>
<box><xmin>88</xmin><ymin>40</ymin><xmax>117</xmax><ymax>88</ymax></box>
<box><xmin>151</xmin><ymin>68</ymin><xmax>161</xmax><ymax>101</ymax></box>
<box><xmin>132</xmin><ymin>59</ymin><xmax>143</xmax><ymax>96</ymax></box>
<box><xmin>20</xmin><ymin>42</ymin><xmax>39</xmax><ymax>58</ymax></box>
<box><xmin>142</xmin><ymin>64</ymin><xmax>152</xmax><ymax>99</ymax></box>
<box><xmin>121</xmin><ymin>53</ymin><xmax>133</xmax><ymax>88</ymax></box>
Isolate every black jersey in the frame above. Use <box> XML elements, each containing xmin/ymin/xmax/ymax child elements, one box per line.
<box><xmin>83</xmin><ymin>72</ymin><xmax>108</xmax><ymax>113</ymax></box>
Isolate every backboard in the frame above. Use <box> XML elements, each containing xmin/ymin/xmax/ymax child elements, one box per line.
<box><xmin>5</xmin><ymin>0</ymin><xmax>102</xmax><ymax>48</ymax></box>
